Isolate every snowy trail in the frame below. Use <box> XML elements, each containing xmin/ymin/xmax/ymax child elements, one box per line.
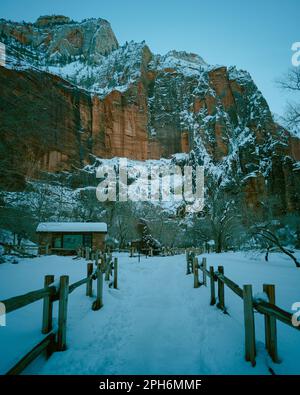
<box><xmin>112</xmin><ymin>259</ymin><xmax>205</xmax><ymax>374</ymax></box>
<box><xmin>37</xmin><ymin>256</ymin><xmax>208</xmax><ymax>374</ymax></box>
<box><xmin>3</xmin><ymin>252</ymin><xmax>298</xmax><ymax>374</ymax></box>
<box><xmin>36</xmin><ymin>254</ymin><xmax>269</xmax><ymax>375</ymax></box>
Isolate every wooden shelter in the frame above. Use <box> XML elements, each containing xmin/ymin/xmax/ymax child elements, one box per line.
<box><xmin>36</xmin><ymin>222</ymin><xmax>107</xmax><ymax>255</ymax></box>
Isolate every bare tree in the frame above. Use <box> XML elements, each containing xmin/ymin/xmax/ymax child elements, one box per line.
<box><xmin>254</xmin><ymin>226</ymin><xmax>300</xmax><ymax>268</ymax></box>
<box><xmin>201</xmin><ymin>189</ymin><xmax>242</xmax><ymax>253</ymax></box>
<box><xmin>277</xmin><ymin>68</ymin><xmax>300</xmax><ymax>132</ymax></box>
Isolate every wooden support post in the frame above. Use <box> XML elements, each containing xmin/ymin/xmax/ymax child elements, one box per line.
<box><xmin>113</xmin><ymin>257</ymin><xmax>118</xmax><ymax>289</ymax></box>
<box><xmin>217</xmin><ymin>266</ymin><xmax>225</xmax><ymax>311</ymax></box>
<box><xmin>42</xmin><ymin>275</ymin><xmax>54</xmax><ymax>334</ymax></box>
<box><xmin>85</xmin><ymin>247</ymin><xmax>90</xmax><ymax>260</ymax></box>
<box><xmin>57</xmin><ymin>275</ymin><xmax>69</xmax><ymax>351</ymax></box>
<box><xmin>92</xmin><ymin>264</ymin><xmax>103</xmax><ymax>310</ymax></box>
<box><xmin>202</xmin><ymin>257</ymin><xmax>207</xmax><ymax>286</ymax></box>
<box><xmin>86</xmin><ymin>263</ymin><xmax>93</xmax><ymax>297</ymax></box>
<box><xmin>209</xmin><ymin>266</ymin><xmax>216</xmax><ymax>305</ymax></box>
<box><xmin>243</xmin><ymin>284</ymin><xmax>256</xmax><ymax>366</ymax></box>
<box><xmin>95</xmin><ymin>250</ymin><xmax>99</xmax><ymax>266</ymax></box>
<box><xmin>109</xmin><ymin>262</ymin><xmax>113</xmax><ymax>275</ymax></box>
<box><xmin>186</xmin><ymin>251</ymin><xmax>191</xmax><ymax>274</ymax></box>
<box><xmin>105</xmin><ymin>263</ymin><xmax>110</xmax><ymax>281</ymax></box>
<box><xmin>45</xmin><ymin>244</ymin><xmax>49</xmax><ymax>255</ymax></box>
<box><xmin>263</xmin><ymin>284</ymin><xmax>278</xmax><ymax>363</ymax></box>
<box><xmin>193</xmin><ymin>257</ymin><xmax>199</xmax><ymax>288</ymax></box>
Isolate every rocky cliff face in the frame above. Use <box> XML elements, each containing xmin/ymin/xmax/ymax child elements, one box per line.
<box><xmin>0</xmin><ymin>16</ymin><xmax>118</xmax><ymax>62</ymax></box>
<box><xmin>0</xmin><ymin>15</ymin><xmax>299</xmax><ymax>214</ymax></box>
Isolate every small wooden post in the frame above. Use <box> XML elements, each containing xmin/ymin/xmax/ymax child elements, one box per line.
<box><xmin>57</xmin><ymin>275</ymin><xmax>69</xmax><ymax>351</ymax></box>
<box><xmin>186</xmin><ymin>251</ymin><xmax>191</xmax><ymax>274</ymax></box>
<box><xmin>42</xmin><ymin>275</ymin><xmax>54</xmax><ymax>334</ymax></box>
<box><xmin>243</xmin><ymin>284</ymin><xmax>256</xmax><ymax>366</ymax></box>
<box><xmin>92</xmin><ymin>264</ymin><xmax>103</xmax><ymax>310</ymax></box>
<box><xmin>217</xmin><ymin>266</ymin><xmax>225</xmax><ymax>311</ymax></box>
<box><xmin>193</xmin><ymin>257</ymin><xmax>199</xmax><ymax>288</ymax></box>
<box><xmin>95</xmin><ymin>250</ymin><xmax>99</xmax><ymax>266</ymax></box>
<box><xmin>113</xmin><ymin>257</ymin><xmax>118</xmax><ymax>289</ymax></box>
<box><xmin>209</xmin><ymin>266</ymin><xmax>216</xmax><ymax>305</ymax></box>
<box><xmin>263</xmin><ymin>284</ymin><xmax>278</xmax><ymax>362</ymax></box>
<box><xmin>109</xmin><ymin>263</ymin><xmax>113</xmax><ymax>275</ymax></box>
<box><xmin>202</xmin><ymin>257</ymin><xmax>207</xmax><ymax>286</ymax></box>
<box><xmin>45</xmin><ymin>244</ymin><xmax>49</xmax><ymax>255</ymax></box>
<box><xmin>86</xmin><ymin>263</ymin><xmax>93</xmax><ymax>297</ymax></box>
<box><xmin>100</xmin><ymin>256</ymin><xmax>105</xmax><ymax>273</ymax></box>
<box><xmin>105</xmin><ymin>262</ymin><xmax>111</xmax><ymax>281</ymax></box>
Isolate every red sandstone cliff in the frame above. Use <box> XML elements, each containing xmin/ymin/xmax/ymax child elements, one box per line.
<box><xmin>0</xmin><ymin>16</ymin><xmax>299</xmax><ymax>215</ymax></box>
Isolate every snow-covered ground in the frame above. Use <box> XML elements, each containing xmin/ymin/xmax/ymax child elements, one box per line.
<box><xmin>0</xmin><ymin>251</ymin><xmax>299</xmax><ymax>375</ymax></box>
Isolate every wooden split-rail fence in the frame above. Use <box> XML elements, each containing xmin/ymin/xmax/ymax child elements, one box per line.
<box><xmin>1</xmin><ymin>251</ymin><xmax>118</xmax><ymax>375</ymax></box>
<box><xmin>186</xmin><ymin>252</ymin><xmax>300</xmax><ymax>367</ymax></box>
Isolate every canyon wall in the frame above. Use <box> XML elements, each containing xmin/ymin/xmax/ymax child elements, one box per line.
<box><xmin>0</xmin><ymin>15</ymin><xmax>299</xmax><ymax>215</ymax></box>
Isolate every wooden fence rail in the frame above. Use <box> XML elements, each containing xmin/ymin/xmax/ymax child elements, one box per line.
<box><xmin>186</xmin><ymin>252</ymin><xmax>300</xmax><ymax>366</ymax></box>
<box><xmin>6</xmin><ymin>333</ymin><xmax>56</xmax><ymax>376</ymax></box>
<box><xmin>1</xmin><ymin>252</ymin><xmax>118</xmax><ymax>375</ymax></box>
<box><xmin>2</xmin><ymin>286</ymin><xmax>57</xmax><ymax>314</ymax></box>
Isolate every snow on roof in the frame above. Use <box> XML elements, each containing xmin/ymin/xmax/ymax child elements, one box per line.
<box><xmin>36</xmin><ymin>222</ymin><xmax>107</xmax><ymax>233</ymax></box>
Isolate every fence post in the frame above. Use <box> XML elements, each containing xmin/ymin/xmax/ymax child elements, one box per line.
<box><xmin>202</xmin><ymin>257</ymin><xmax>207</xmax><ymax>286</ymax></box>
<box><xmin>243</xmin><ymin>284</ymin><xmax>256</xmax><ymax>366</ymax></box>
<box><xmin>263</xmin><ymin>284</ymin><xmax>279</xmax><ymax>363</ymax></box>
<box><xmin>92</xmin><ymin>264</ymin><xmax>103</xmax><ymax>311</ymax></box>
<box><xmin>186</xmin><ymin>251</ymin><xmax>191</xmax><ymax>274</ymax></box>
<box><xmin>193</xmin><ymin>257</ymin><xmax>199</xmax><ymax>288</ymax></box>
<box><xmin>57</xmin><ymin>275</ymin><xmax>69</xmax><ymax>351</ymax></box>
<box><xmin>95</xmin><ymin>250</ymin><xmax>99</xmax><ymax>266</ymax></box>
<box><xmin>86</xmin><ymin>263</ymin><xmax>93</xmax><ymax>297</ymax></box>
<box><xmin>105</xmin><ymin>262</ymin><xmax>111</xmax><ymax>281</ymax></box>
<box><xmin>113</xmin><ymin>257</ymin><xmax>118</xmax><ymax>289</ymax></box>
<box><xmin>42</xmin><ymin>275</ymin><xmax>54</xmax><ymax>334</ymax></box>
<box><xmin>109</xmin><ymin>257</ymin><xmax>113</xmax><ymax>276</ymax></box>
<box><xmin>209</xmin><ymin>266</ymin><xmax>216</xmax><ymax>305</ymax></box>
<box><xmin>217</xmin><ymin>266</ymin><xmax>225</xmax><ymax>311</ymax></box>
<box><xmin>103</xmin><ymin>253</ymin><xmax>107</xmax><ymax>269</ymax></box>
